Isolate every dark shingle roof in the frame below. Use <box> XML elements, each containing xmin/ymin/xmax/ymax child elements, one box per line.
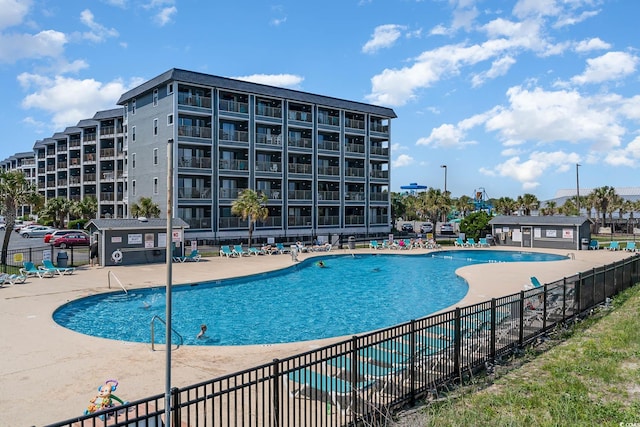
<box><xmin>93</xmin><ymin>108</ymin><xmax>123</xmax><ymax>120</ymax></box>
<box><xmin>489</xmin><ymin>215</ymin><xmax>590</xmax><ymax>227</ymax></box>
<box><xmin>117</xmin><ymin>68</ymin><xmax>397</xmax><ymax>118</ymax></box>
<box><xmin>86</xmin><ymin>218</ymin><xmax>189</xmax><ymax>230</ymax></box>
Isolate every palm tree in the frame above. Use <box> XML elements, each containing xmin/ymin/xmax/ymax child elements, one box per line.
<box><xmin>453</xmin><ymin>195</ymin><xmax>474</xmax><ymax>218</ymax></box>
<box><xmin>71</xmin><ymin>196</ymin><xmax>98</xmax><ymax>221</ymax></box>
<box><xmin>590</xmin><ymin>186</ymin><xmax>617</xmax><ymax>231</ymax></box>
<box><xmin>517</xmin><ymin>193</ymin><xmax>539</xmax><ymax>216</ymax></box>
<box><xmin>0</xmin><ymin>171</ymin><xmax>39</xmax><ymax>266</ymax></box>
<box><xmin>541</xmin><ymin>201</ymin><xmax>557</xmax><ymax>216</ymax></box>
<box><xmin>130</xmin><ymin>197</ymin><xmax>161</xmax><ymax>218</ymax></box>
<box><xmin>38</xmin><ymin>197</ymin><xmax>73</xmax><ymax>228</ymax></box>
<box><xmin>231</xmin><ymin>189</ymin><xmax>269</xmax><ymax>246</ymax></box>
<box><xmin>494</xmin><ymin>197</ymin><xmax>516</xmax><ymax>215</ymax></box>
<box><xmin>560</xmin><ymin>199</ymin><xmax>578</xmax><ymax>216</ymax></box>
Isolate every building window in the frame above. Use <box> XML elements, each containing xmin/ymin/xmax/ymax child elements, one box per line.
<box><xmin>153</xmin><ymin>148</ymin><xmax>158</xmax><ymax>165</ymax></box>
<box><xmin>132</xmin><ymin>126</ymin><xmax>136</xmax><ymax>142</ymax></box>
<box><xmin>167</xmin><ymin>114</ymin><xmax>173</xmax><ymax>125</ymax></box>
<box><xmin>167</xmin><ymin>83</ymin><xmax>173</xmax><ymax>94</ymax></box>
<box><xmin>153</xmin><ymin>177</ymin><xmax>158</xmax><ymax>194</ymax></box>
<box><xmin>153</xmin><ymin>89</ymin><xmax>158</xmax><ymax>106</ymax></box>
<box><xmin>123</xmin><ymin>104</ymin><xmax>128</xmax><ymax>120</ymax></box>
<box><xmin>153</xmin><ymin>118</ymin><xmax>158</xmax><ymax>136</ymax></box>
<box><xmin>132</xmin><ymin>99</ymin><xmax>136</xmax><ymax>115</ymax></box>
<box><xmin>132</xmin><ymin>153</ymin><xmax>136</xmax><ymax>168</ymax></box>
<box><xmin>132</xmin><ymin>180</ymin><xmax>136</xmax><ymax>196</ymax></box>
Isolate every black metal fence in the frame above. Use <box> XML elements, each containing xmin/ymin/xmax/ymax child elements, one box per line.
<box><xmin>1</xmin><ymin>244</ymin><xmax>89</xmax><ymax>273</ymax></box>
<box><xmin>47</xmin><ymin>255</ymin><xmax>640</xmax><ymax>427</ymax></box>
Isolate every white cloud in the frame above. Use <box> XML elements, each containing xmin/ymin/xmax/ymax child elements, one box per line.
<box><xmin>554</xmin><ymin>9</ymin><xmax>600</xmax><ymax>28</ymax></box>
<box><xmin>270</xmin><ymin>17</ymin><xmax>287</xmax><ymax>26</ymax></box>
<box><xmin>155</xmin><ymin>6</ymin><xmax>177</xmax><ymax>26</ymax></box>
<box><xmin>0</xmin><ymin>30</ymin><xmax>67</xmax><ymax>63</ymax></box>
<box><xmin>392</xmin><ymin>154</ymin><xmax>414</xmax><ymax>168</ymax></box>
<box><xmin>571</xmin><ymin>51</ymin><xmax>638</xmax><ymax>85</ymax></box>
<box><xmin>602</xmin><ymin>136</ymin><xmax>640</xmax><ymax>167</ymax></box>
<box><xmin>362</xmin><ymin>24</ymin><xmax>406</xmax><ymax>54</ymax></box>
<box><xmin>79</xmin><ymin>9</ymin><xmax>119</xmax><ymax>42</ymax></box>
<box><xmin>0</xmin><ymin>0</ymin><xmax>31</xmax><ymax>30</ymax></box>
<box><xmin>512</xmin><ymin>0</ymin><xmax>559</xmax><ymax>19</ymax></box>
<box><xmin>19</xmin><ymin>73</ymin><xmax>143</xmax><ymax>131</ymax></box>
<box><xmin>471</xmin><ymin>55</ymin><xmax>516</xmax><ymax>87</ymax></box>
<box><xmin>574</xmin><ymin>37</ymin><xmax>611</xmax><ymax>53</ymax></box>
<box><xmin>233</xmin><ymin>73</ymin><xmax>304</xmax><ymax>89</ymax></box>
<box><xmin>416</xmin><ymin>123</ymin><xmax>477</xmax><ymax>148</ymax></box>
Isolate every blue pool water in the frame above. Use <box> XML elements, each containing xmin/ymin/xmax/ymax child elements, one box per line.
<box><xmin>53</xmin><ymin>250</ymin><xmax>566</xmax><ymax>346</ymax></box>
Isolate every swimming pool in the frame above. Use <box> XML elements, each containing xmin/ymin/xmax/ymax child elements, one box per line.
<box><xmin>53</xmin><ymin>250</ymin><xmax>566</xmax><ymax>346</ymax></box>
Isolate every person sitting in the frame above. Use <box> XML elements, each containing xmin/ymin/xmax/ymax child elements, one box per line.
<box><xmin>261</xmin><ymin>243</ymin><xmax>273</xmax><ymax>254</ymax></box>
<box><xmin>197</xmin><ymin>324</ymin><xmax>207</xmax><ymax>339</ymax></box>
<box><xmin>296</xmin><ymin>241</ymin><xmax>308</xmax><ymax>253</ymax></box>
<box><xmin>312</xmin><ymin>241</ymin><xmax>331</xmax><ymax>252</ymax></box>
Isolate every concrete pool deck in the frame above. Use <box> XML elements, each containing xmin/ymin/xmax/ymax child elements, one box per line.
<box><xmin>0</xmin><ymin>245</ymin><xmax>633</xmax><ymax>426</ymax></box>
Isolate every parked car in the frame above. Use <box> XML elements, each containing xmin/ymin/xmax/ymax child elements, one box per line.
<box><xmin>14</xmin><ymin>222</ymin><xmax>35</xmax><ymax>233</ymax></box>
<box><xmin>0</xmin><ymin>223</ymin><xmax>5</xmax><ymax>231</ymax></box>
<box><xmin>20</xmin><ymin>226</ymin><xmax>57</xmax><ymax>238</ymax></box>
<box><xmin>401</xmin><ymin>223</ymin><xmax>414</xmax><ymax>233</ymax></box>
<box><xmin>420</xmin><ymin>223</ymin><xmax>433</xmax><ymax>233</ymax></box>
<box><xmin>44</xmin><ymin>229</ymin><xmax>84</xmax><ymax>243</ymax></box>
<box><xmin>440</xmin><ymin>223</ymin><xmax>454</xmax><ymax>234</ymax></box>
<box><xmin>53</xmin><ymin>233</ymin><xmax>90</xmax><ymax>248</ymax></box>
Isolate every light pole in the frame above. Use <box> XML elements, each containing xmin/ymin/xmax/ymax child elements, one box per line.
<box><xmin>576</xmin><ymin>163</ymin><xmax>581</xmax><ymax>215</ymax></box>
<box><xmin>165</xmin><ymin>138</ymin><xmax>174</xmax><ymax>427</ymax></box>
<box><xmin>440</xmin><ymin>165</ymin><xmax>447</xmax><ymax>194</ymax></box>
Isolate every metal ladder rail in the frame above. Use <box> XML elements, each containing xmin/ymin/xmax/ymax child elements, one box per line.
<box><xmin>150</xmin><ymin>315</ymin><xmax>184</xmax><ymax>351</ymax></box>
<box><xmin>107</xmin><ymin>270</ymin><xmax>127</xmax><ymax>293</ymax></box>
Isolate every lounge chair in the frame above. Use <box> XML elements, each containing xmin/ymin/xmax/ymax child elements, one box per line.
<box><xmin>20</xmin><ymin>261</ymin><xmax>54</xmax><ymax>278</ymax></box>
<box><xmin>478</xmin><ymin>237</ymin><xmax>490</xmax><ymax>247</ymax></box>
<box><xmin>41</xmin><ymin>259</ymin><xmax>76</xmax><ymax>275</ymax></box>
<box><xmin>454</xmin><ymin>237</ymin><xmax>464</xmax><ymax>247</ymax></box>
<box><xmin>464</xmin><ymin>238</ymin><xmax>477</xmax><ymax>247</ymax></box>
<box><xmin>219</xmin><ymin>245</ymin><xmax>237</xmax><ymax>258</ymax></box>
<box><xmin>588</xmin><ymin>240</ymin><xmax>599</xmax><ymax>250</ymax></box>
<box><xmin>173</xmin><ymin>249</ymin><xmax>201</xmax><ymax>262</ymax></box>
<box><xmin>275</xmin><ymin>243</ymin><xmax>291</xmax><ymax>254</ymax></box>
<box><xmin>624</xmin><ymin>242</ymin><xmax>637</xmax><ymax>252</ymax></box>
<box><xmin>7</xmin><ymin>274</ymin><xmax>27</xmax><ymax>284</ymax></box>
<box><xmin>606</xmin><ymin>241</ymin><xmax>620</xmax><ymax>251</ymax></box>
<box><xmin>248</xmin><ymin>247</ymin><xmax>264</xmax><ymax>256</ymax></box>
<box><xmin>523</xmin><ymin>276</ymin><xmax>543</xmax><ymax>290</ymax></box>
<box><xmin>369</xmin><ymin>240</ymin><xmax>379</xmax><ymax>249</ymax></box>
<box><xmin>286</xmin><ymin>367</ymin><xmax>375</xmax><ymax>414</ymax></box>
<box><xmin>232</xmin><ymin>245</ymin><xmax>250</xmax><ymax>257</ymax></box>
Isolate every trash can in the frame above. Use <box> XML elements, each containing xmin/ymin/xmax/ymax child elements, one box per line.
<box><xmin>485</xmin><ymin>234</ymin><xmax>494</xmax><ymax>246</ymax></box>
<box><xmin>57</xmin><ymin>251</ymin><xmax>69</xmax><ymax>268</ymax></box>
<box><xmin>581</xmin><ymin>238</ymin><xmax>589</xmax><ymax>250</ymax></box>
<box><xmin>348</xmin><ymin>236</ymin><xmax>356</xmax><ymax>250</ymax></box>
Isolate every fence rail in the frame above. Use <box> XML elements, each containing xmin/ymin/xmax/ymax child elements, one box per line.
<box><xmin>1</xmin><ymin>245</ymin><xmax>89</xmax><ymax>273</ymax></box>
<box><xmin>47</xmin><ymin>255</ymin><xmax>640</xmax><ymax>427</ymax></box>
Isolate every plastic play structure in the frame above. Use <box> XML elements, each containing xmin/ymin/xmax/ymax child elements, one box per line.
<box><xmin>473</xmin><ymin>187</ymin><xmax>493</xmax><ymax>213</ymax></box>
<box><xmin>85</xmin><ymin>379</ymin><xmax>128</xmax><ymax>418</ymax></box>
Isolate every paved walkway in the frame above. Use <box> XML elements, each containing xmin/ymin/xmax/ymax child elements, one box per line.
<box><xmin>0</xmin><ymin>246</ymin><xmax>632</xmax><ymax>426</ymax></box>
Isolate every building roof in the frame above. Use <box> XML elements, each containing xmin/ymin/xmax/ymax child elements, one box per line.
<box><xmin>117</xmin><ymin>68</ymin><xmax>397</xmax><ymax>118</ymax></box>
<box><xmin>86</xmin><ymin>218</ymin><xmax>189</xmax><ymax>230</ymax></box>
<box><xmin>93</xmin><ymin>108</ymin><xmax>123</xmax><ymax>120</ymax></box>
<box><xmin>489</xmin><ymin>215</ymin><xmax>590</xmax><ymax>227</ymax></box>
<box><xmin>553</xmin><ymin>187</ymin><xmax>640</xmax><ymax>198</ymax></box>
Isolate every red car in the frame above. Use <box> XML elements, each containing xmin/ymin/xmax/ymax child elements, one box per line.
<box><xmin>44</xmin><ymin>229</ymin><xmax>81</xmax><ymax>243</ymax></box>
<box><xmin>52</xmin><ymin>233</ymin><xmax>90</xmax><ymax>248</ymax></box>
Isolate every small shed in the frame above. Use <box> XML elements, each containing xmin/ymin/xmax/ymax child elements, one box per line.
<box><xmin>488</xmin><ymin>215</ymin><xmax>592</xmax><ymax>251</ymax></box>
<box><xmin>85</xmin><ymin>218</ymin><xmax>189</xmax><ymax>266</ymax></box>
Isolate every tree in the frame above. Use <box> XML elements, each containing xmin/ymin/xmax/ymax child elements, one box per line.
<box><xmin>38</xmin><ymin>197</ymin><xmax>72</xmax><ymax>228</ymax></box>
<box><xmin>390</xmin><ymin>192</ymin><xmax>406</xmax><ymax>226</ymax></box>
<box><xmin>0</xmin><ymin>171</ymin><xmax>39</xmax><ymax>266</ymax></box>
<box><xmin>453</xmin><ymin>195</ymin><xmax>475</xmax><ymax>218</ymax></box>
<box><xmin>540</xmin><ymin>200</ymin><xmax>557</xmax><ymax>216</ymax></box>
<box><xmin>494</xmin><ymin>197</ymin><xmax>516</xmax><ymax>215</ymax></box>
<box><xmin>460</xmin><ymin>211</ymin><xmax>491</xmax><ymax>241</ymax></box>
<box><xmin>71</xmin><ymin>196</ymin><xmax>98</xmax><ymax>221</ymax></box>
<box><xmin>231</xmin><ymin>189</ymin><xmax>269</xmax><ymax>246</ymax></box>
<box><xmin>590</xmin><ymin>186</ymin><xmax>617</xmax><ymax>231</ymax></box>
<box><xmin>130</xmin><ymin>197</ymin><xmax>161</xmax><ymax>218</ymax></box>
<box><xmin>517</xmin><ymin>193</ymin><xmax>539</xmax><ymax>216</ymax></box>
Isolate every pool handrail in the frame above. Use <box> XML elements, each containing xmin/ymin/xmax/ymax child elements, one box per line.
<box><xmin>107</xmin><ymin>270</ymin><xmax>127</xmax><ymax>294</ymax></box>
<box><xmin>150</xmin><ymin>315</ymin><xmax>184</xmax><ymax>351</ymax></box>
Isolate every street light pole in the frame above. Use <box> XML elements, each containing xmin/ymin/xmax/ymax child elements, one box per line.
<box><xmin>165</xmin><ymin>138</ymin><xmax>174</xmax><ymax>427</ymax></box>
<box><xmin>576</xmin><ymin>163</ymin><xmax>581</xmax><ymax>215</ymax></box>
<box><xmin>440</xmin><ymin>165</ymin><xmax>447</xmax><ymax>194</ymax></box>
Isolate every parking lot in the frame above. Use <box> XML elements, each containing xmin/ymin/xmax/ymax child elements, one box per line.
<box><xmin>0</xmin><ymin>230</ymin><xmax>90</xmax><ymax>266</ymax></box>
<box><xmin>394</xmin><ymin>220</ymin><xmax>458</xmax><ymax>238</ymax></box>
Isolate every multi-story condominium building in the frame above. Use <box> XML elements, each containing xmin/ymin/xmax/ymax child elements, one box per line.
<box><xmin>117</xmin><ymin>68</ymin><xmax>396</xmax><ymax>241</ymax></box>
<box><xmin>1</xmin><ymin>68</ymin><xmax>395</xmax><ymax>241</ymax></box>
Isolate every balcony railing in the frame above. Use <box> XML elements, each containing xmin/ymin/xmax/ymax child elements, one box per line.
<box><xmin>345</xmin><ymin>117</ymin><xmax>365</xmax><ymax>130</ymax></box>
<box><xmin>100</xmin><ymin>192</ymin><xmax>115</xmax><ymax>201</ymax></box>
<box><xmin>317</xmin><ymin>140</ymin><xmax>340</xmax><ymax>151</ymax></box>
<box><xmin>370</xmin><ymin>193</ymin><xmax>389</xmax><ymax>202</ymax></box>
<box><xmin>288</xmin><ymin>137</ymin><xmax>312</xmax><ymax>149</ymax></box>
<box><xmin>75</xmin><ymin>136</ymin><xmax>89</xmax><ymax>145</ymax></box>
<box><xmin>46</xmin><ymin>165</ymin><xmax>56</xmax><ymax>172</ymax></box>
<box><xmin>84</xmin><ymin>154</ymin><xmax>96</xmax><ymax>162</ymax></box>
<box><xmin>57</xmin><ymin>162</ymin><xmax>67</xmax><ymax>169</ymax></box>
<box><xmin>288</xmin><ymin>189</ymin><xmax>312</xmax><ymax>200</ymax></box>
<box><xmin>345</xmin><ymin>143</ymin><xmax>365</xmax><ymax>154</ymax></box>
<box><xmin>370</xmin><ymin>170</ymin><xmax>389</xmax><ymax>179</ymax></box>
<box><xmin>256</xmin><ymin>104</ymin><xmax>282</xmax><ymax>118</ymax></box>
<box><xmin>345</xmin><ymin>167</ymin><xmax>365</xmax><ymax>177</ymax></box>
<box><xmin>317</xmin><ymin>190</ymin><xmax>340</xmax><ymax>201</ymax></box>
<box><xmin>101</xmin><ymin>172</ymin><xmax>115</xmax><ymax>180</ymax></box>
<box><xmin>178</xmin><ymin>126</ymin><xmax>212</xmax><ymax>139</ymax></box>
<box><xmin>288</xmin><ymin>216</ymin><xmax>312</xmax><ymax>227</ymax></box>
<box><xmin>267</xmin><ymin>189</ymin><xmax>281</xmax><ymax>200</ymax></box>
<box><xmin>219</xmin><ymin>99</ymin><xmax>248</xmax><ymax>113</ymax></box>
<box><xmin>370</xmin><ymin>146</ymin><xmax>390</xmax><ymax>156</ymax></box>
<box><xmin>178</xmin><ymin>187</ymin><xmax>212</xmax><ymax>199</ymax></box>
<box><xmin>99</xmin><ymin>126</ymin><xmax>123</xmax><ymax>136</ymax></box>
<box><xmin>256</xmin><ymin>216</ymin><xmax>282</xmax><ymax>228</ymax></box>
<box><xmin>345</xmin><ymin>215</ymin><xmax>365</xmax><ymax>225</ymax></box>
<box><xmin>46</xmin><ymin>181</ymin><xmax>55</xmax><ymax>188</ymax></box>
<box><xmin>178</xmin><ymin>93</ymin><xmax>212</xmax><ymax>109</ymax></box>
<box><xmin>83</xmin><ymin>173</ymin><xmax>96</xmax><ymax>182</ymax></box>
<box><xmin>219</xmin><ymin>217</ymin><xmax>249</xmax><ymax>229</ymax></box>
<box><xmin>287</xmin><ymin>110</ymin><xmax>312</xmax><ymax>122</ymax></box>
<box><xmin>346</xmin><ymin>192</ymin><xmax>365</xmax><ymax>201</ymax></box>
<box><xmin>317</xmin><ymin>165</ymin><xmax>340</xmax><ymax>176</ymax></box>
<box><xmin>318</xmin><ymin>115</ymin><xmax>340</xmax><ymax>126</ymax></box>
<box><xmin>255</xmin><ymin>134</ymin><xmax>282</xmax><ymax>146</ymax></box>
<box><xmin>179</xmin><ymin>157</ymin><xmax>212</xmax><ymax>169</ymax></box>
<box><xmin>318</xmin><ymin>216</ymin><xmax>340</xmax><ymax>226</ymax></box>
<box><xmin>370</xmin><ymin>123</ymin><xmax>389</xmax><ymax>133</ymax></box>
<box><xmin>370</xmin><ymin>215</ymin><xmax>390</xmax><ymax>225</ymax></box>
<box><xmin>100</xmin><ymin>148</ymin><xmax>115</xmax><ymax>157</ymax></box>
<box><xmin>219</xmin><ymin>159</ymin><xmax>249</xmax><ymax>171</ymax></box>
<box><xmin>219</xmin><ymin>188</ymin><xmax>244</xmax><ymax>199</ymax></box>
<box><xmin>255</xmin><ymin>161</ymin><xmax>281</xmax><ymax>172</ymax></box>
<box><xmin>57</xmin><ymin>179</ymin><xmax>67</xmax><ymax>186</ymax></box>
<box><xmin>288</xmin><ymin>163</ymin><xmax>312</xmax><ymax>174</ymax></box>
<box><xmin>184</xmin><ymin>217</ymin><xmax>212</xmax><ymax>229</ymax></box>
<box><xmin>69</xmin><ymin>177</ymin><xmax>81</xmax><ymax>185</ymax></box>
<box><xmin>69</xmin><ymin>194</ymin><xmax>81</xmax><ymax>201</ymax></box>
<box><xmin>70</xmin><ymin>158</ymin><xmax>81</xmax><ymax>166</ymax></box>
<box><xmin>37</xmin><ymin>183</ymin><xmax>45</xmax><ymax>189</ymax></box>
<box><xmin>219</xmin><ymin>130</ymin><xmax>249</xmax><ymax>143</ymax></box>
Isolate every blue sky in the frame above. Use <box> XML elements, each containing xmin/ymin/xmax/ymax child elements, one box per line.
<box><xmin>1</xmin><ymin>0</ymin><xmax>639</xmax><ymax>201</ymax></box>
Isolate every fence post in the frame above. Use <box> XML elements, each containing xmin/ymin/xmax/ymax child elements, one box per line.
<box><xmin>453</xmin><ymin>307</ymin><xmax>461</xmax><ymax>380</ymax></box>
<box><xmin>171</xmin><ymin>387</ymin><xmax>180</xmax><ymax>427</ymax></box>
<box><xmin>490</xmin><ymin>299</ymin><xmax>496</xmax><ymax>363</ymax></box>
<box><xmin>518</xmin><ymin>291</ymin><xmax>525</xmax><ymax>346</ymax></box>
<box><xmin>272</xmin><ymin>359</ymin><xmax>280</xmax><ymax>427</ymax></box>
<box><xmin>542</xmin><ymin>284</ymin><xmax>548</xmax><ymax>331</ymax></box>
<box><xmin>409</xmin><ymin>319</ymin><xmax>416</xmax><ymax>406</ymax></box>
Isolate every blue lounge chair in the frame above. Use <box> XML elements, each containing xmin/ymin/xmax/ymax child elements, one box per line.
<box><xmin>275</xmin><ymin>243</ymin><xmax>291</xmax><ymax>254</ymax></box>
<box><xmin>173</xmin><ymin>249</ymin><xmax>201</xmax><ymax>262</ymax></box>
<box><xmin>20</xmin><ymin>261</ymin><xmax>54</xmax><ymax>278</ymax></box>
<box><xmin>232</xmin><ymin>245</ymin><xmax>250</xmax><ymax>257</ymax></box>
<box><xmin>588</xmin><ymin>240</ymin><xmax>599</xmax><ymax>250</ymax></box>
<box><xmin>530</xmin><ymin>277</ymin><xmax>543</xmax><ymax>288</ymax></box>
<box><xmin>7</xmin><ymin>273</ymin><xmax>27</xmax><ymax>284</ymax></box>
<box><xmin>369</xmin><ymin>240</ymin><xmax>379</xmax><ymax>249</ymax></box>
<box><xmin>465</xmin><ymin>238</ymin><xmax>477</xmax><ymax>247</ymax></box>
<box><xmin>624</xmin><ymin>242</ymin><xmax>637</xmax><ymax>252</ymax></box>
<box><xmin>287</xmin><ymin>367</ymin><xmax>375</xmax><ymax>414</ymax></box>
<box><xmin>454</xmin><ymin>237</ymin><xmax>464</xmax><ymax>247</ymax></box>
<box><xmin>248</xmin><ymin>247</ymin><xmax>264</xmax><ymax>256</ymax></box>
<box><xmin>41</xmin><ymin>259</ymin><xmax>76</xmax><ymax>275</ymax></box>
<box><xmin>478</xmin><ymin>237</ymin><xmax>490</xmax><ymax>247</ymax></box>
<box><xmin>219</xmin><ymin>245</ymin><xmax>236</xmax><ymax>258</ymax></box>
<box><xmin>606</xmin><ymin>241</ymin><xmax>620</xmax><ymax>251</ymax></box>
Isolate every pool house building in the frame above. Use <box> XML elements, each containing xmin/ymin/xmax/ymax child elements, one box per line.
<box><xmin>1</xmin><ymin>68</ymin><xmax>397</xmax><ymax>242</ymax></box>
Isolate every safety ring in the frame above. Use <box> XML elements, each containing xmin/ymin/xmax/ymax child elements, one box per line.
<box><xmin>111</xmin><ymin>250</ymin><xmax>123</xmax><ymax>263</ymax></box>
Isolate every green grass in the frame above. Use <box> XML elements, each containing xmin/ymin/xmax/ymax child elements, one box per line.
<box><xmin>393</xmin><ymin>285</ymin><xmax>640</xmax><ymax>427</ymax></box>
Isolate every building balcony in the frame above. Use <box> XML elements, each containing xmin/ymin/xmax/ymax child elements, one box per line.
<box><xmin>219</xmin><ymin>159</ymin><xmax>249</xmax><ymax>171</ymax></box>
<box><xmin>37</xmin><ymin>183</ymin><xmax>45</xmax><ymax>189</ymax></box>
<box><xmin>255</xmin><ymin>161</ymin><xmax>281</xmax><ymax>173</ymax></box>
<box><xmin>83</xmin><ymin>173</ymin><xmax>96</xmax><ymax>182</ymax></box>
<box><xmin>370</xmin><ymin>216</ymin><xmax>390</xmax><ymax>225</ymax></box>
<box><xmin>178</xmin><ymin>126</ymin><xmax>212</xmax><ymax>139</ymax></box>
<box><xmin>288</xmin><ymin>163</ymin><xmax>312</xmax><ymax>174</ymax></box>
<box><xmin>317</xmin><ymin>140</ymin><xmax>340</xmax><ymax>151</ymax></box>
<box><xmin>317</xmin><ymin>165</ymin><xmax>340</xmax><ymax>176</ymax></box>
<box><xmin>46</xmin><ymin>165</ymin><xmax>56</xmax><ymax>172</ymax></box>
<box><xmin>219</xmin><ymin>99</ymin><xmax>248</xmax><ymax>114</ymax></box>
<box><xmin>70</xmin><ymin>158</ymin><xmax>81</xmax><ymax>166</ymax></box>
<box><xmin>255</xmin><ymin>134</ymin><xmax>282</xmax><ymax>146</ymax></box>
<box><xmin>219</xmin><ymin>130</ymin><xmax>249</xmax><ymax>143</ymax></box>
<box><xmin>100</xmin><ymin>192</ymin><xmax>115</xmax><ymax>202</ymax></box>
<box><xmin>370</xmin><ymin>123</ymin><xmax>389</xmax><ymax>134</ymax></box>
<box><xmin>100</xmin><ymin>148</ymin><xmax>115</xmax><ymax>157</ymax></box>
<box><xmin>288</xmin><ymin>216</ymin><xmax>312</xmax><ymax>227</ymax></box>
<box><xmin>100</xmin><ymin>126</ymin><xmax>123</xmax><ymax>136</ymax></box>
<box><xmin>288</xmin><ymin>137</ymin><xmax>312</xmax><ymax>149</ymax></box>
<box><xmin>318</xmin><ymin>115</ymin><xmax>340</xmax><ymax>127</ymax></box>
<box><xmin>370</xmin><ymin>170</ymin><xmax>389</xmax><ymax>179</ymax></box>
<box><xmin>101</xmin><ymin>171</ymin><xmax>115</xmax><ymax>180</ymax></box>
<box><xmin>219</xmin><ymin>216</ymin><xmax>249</xmax><ymax>229</ymax></box>
<box><xmin>318</xmin><ymin>216</ymin><xmax>340</xmax><ymax>226</ymax></box>
<box><xmin>345</xmin><ymin>215</ymin><xmax>365</xmax><ymax>225</ymax></box>
<box><xmin>345</xmin><ymin>192</ymin><xmax>365</xmax><ymax>201</ymax></box>
<box><xmin>69</xmin><ymin>194</ymin><xmax>81</xmax><ymax>201</ymax></box>
<box><xmin>179</xmin><ymin>157</ymin><xmax>212</xmax><ymax>169</ymax></box>
<box><xmin>46</xmin><ymin>181</ymin><xmax>55</xmax><ymax>188</ymax></box>
<box><xmin>287</xmin><ymin>110</ymin><xmax>312</xmax><ymax>122</ymax></box>
<box><xmin>69</xmin><ymin>176</ymin><xmax>81</xmax><ymax>185</ymax></box>
<box><xmin>370</xmin><ymin>146</ymin><xmax>390</xmax><ymax>156</ymax></box>
<box><xmin>370</xmin><ymin>193</ymin><xmax>389</xmax><ymax>202</ymax></box>
<box><xmin>345</xmin><ymin>117</ymin><xmax>365</xmax><ymax>130</ymax></box>
<box><xmin>178</xmin><ymin>187</ymin><xmax>212</xmax><ymax>199</ymax></box>
<box><xmin>84</xmin><ymin>154</ymin><xmax>96</xmax><ymax>162</ymax></box>
<box><xmin>184</xmin><ymin>217</ymin><xmax>212</xmax><ymax>229</ymax></box>
<box><xmin>219</xmin><ymin>188</ymin><xmax>245</xmax><ymax>199</ymax></box>
<box><xmin>256</xmin><ymin>104</ymin><xmax>282</xmax><ymax>118</ymax></box>
<box><xmin>57</xmin><ymin>179</ymin><xmax>67</xmax><ymax>186</ymax></box>
<box><xmin>317</xmin><ymin>190</ymin><xmax>340</xmax><ymax>201</ymax></box>
<box><xmin>57</xmin><ymin>162</ymin><xmax>67</xmax><ymax>169</ymax></box>
<box><xmin>256</xmin><ymin>216</ymin><xmax>282</xmax><ymax>228</ymax></box>
<box><xmin>266</xmin><ymin>189</ymin><xmax>281</xmax><ymax>200</ymax></box>
<box><xmin>345</xmin><ymin>167</ymin><xmax>365</xmax><ymax>178</ymax></box>
<box><xmin>178</xmin><ymin>93</ymin><xmax>212</xmax><ymax>109</ymax></box>
<box><xmin>288</xmin><ymin>189</ymin><xmax>312</xmax><ymax>200</ymax></box>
